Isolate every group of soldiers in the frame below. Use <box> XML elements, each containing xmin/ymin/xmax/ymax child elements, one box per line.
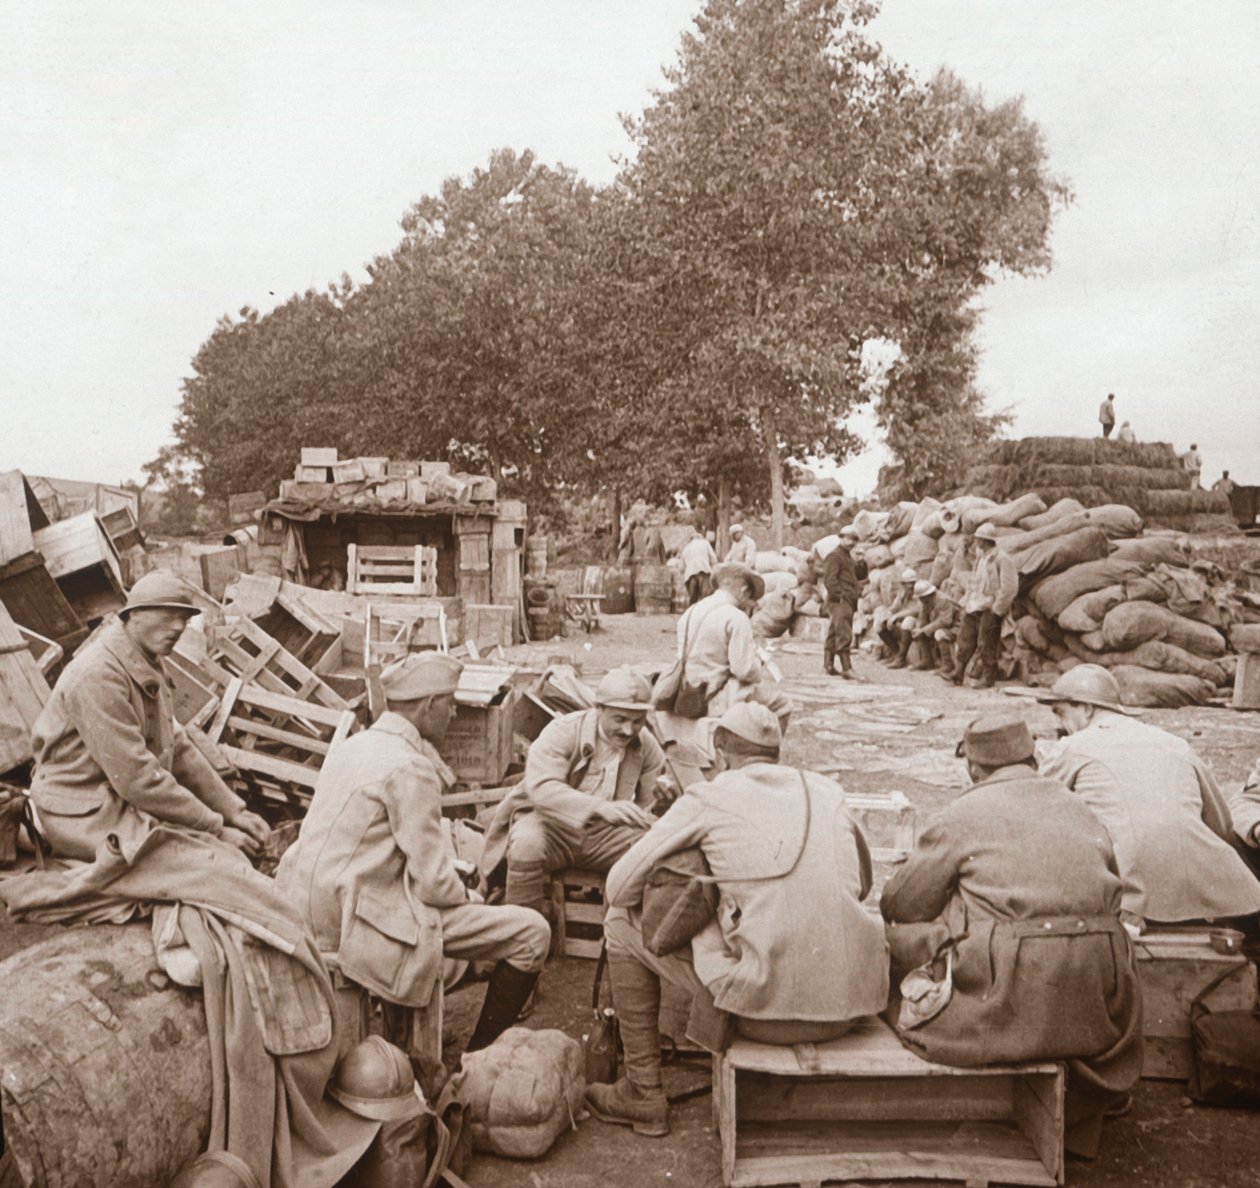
<box><xmin>6</xmin><ymin>563</ymin><xmax>1260</xmax><ymax>1179</ymax></box>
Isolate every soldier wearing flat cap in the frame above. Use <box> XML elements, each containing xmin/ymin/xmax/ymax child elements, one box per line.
<box><xmin>278</xmin><ymin>652</ymin><xmax>550</xmax><ymax>1056</ymax></box>
<box><xmin>28</xmin><ymin>572</ymin><xmax>269</xmax><ymax>860</ymax></box>
<box><xmin>481</xmin><ymin>668</ymin><xmax>671</xmax><ymax>921</ymax></box>
<box><xmin>588</xmin><ymin>703</ymin><xmax>888</xmax><ymax>1138</ymax></box>
<box><xmin>881</xmin><ymin>713</ymin><xmax>1142</xmax><ymax>1157</ymax></box>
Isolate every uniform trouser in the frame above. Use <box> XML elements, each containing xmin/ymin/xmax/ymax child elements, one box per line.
<box><xmin>505</xmin><ymin>811</ymin><xmax>647</xmax><ymax>918</ymax></box>
<box><xmin>1101</xmin><ymin>422</ymin><xmax>1114</xmax><ymax>438</ymax></box>
<box><xmin>952</xmin><ymin>610</ymin><xmax>1002</xmax><ymax>681</ymax></box>
<box><xmin>438</xmin><ymin>900</ymin><xmax>551</xmax><ymax>973</ymax></box>
<box><xmin>686</xmin><ymin>574</ymin><xmax>710</xmax><ymax>605</ymax></box>
<box><xmin>824</xmin><ymin>602</ymin><xmax>854</xmax><ymax>670</ymax></box>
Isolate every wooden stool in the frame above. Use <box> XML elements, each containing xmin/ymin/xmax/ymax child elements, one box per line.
<box><xmin>713</xmin><ymin>1016</ymin><xmax>1065</xmax><ymax>1188</ymax></box>
<box><xmin>548</xmin><ymin>867</ymin><xmax>606</xmax><ymax>960</ymax></box>
<box><xmin>1133</xmin><ymin>926</ymin><xmax>1258</xmax><ymax>1080</ymax></box>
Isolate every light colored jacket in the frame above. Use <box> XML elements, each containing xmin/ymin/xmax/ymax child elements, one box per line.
<box><xmin>1041</xmin><ymin>714</ymin><xmax>1260</xmax><ymax>922</ymax></box>
<box><xmin>680</xmin><ymin>536</ymin><xmax>717</xmax><ymax>580</ymax></box>
<box><xmin>724</xmin><ymin>535</ymin><xmax>757</xmax><ymax>566</ymax></box>
<box><xmin>30</xmin><ymin>621</ymin><xmax>243</xmax><ymax>854</ymax></box>
<box><xmin>962</xmin><ymin>547</ymin><xmax>1018</xmax><ymax>616</ymax></box>
<box><xmin>276</xmin><ymin>713</ymin><xmax>466</xmax><ymax>1008</ymax></box>
<box><xmin>607</xmin><ymin>764</ymin><xmax>889</xmax><ymax>1021</ymax></box>
<box><xmin>675</xmin><ymin>589</ymin><xmax>761</xmax><ymax>701</ymax></box>
<box><xmin>480</xmin><ymin>709</ymin><xmax>667</xmax><ymax>877</ymax></box>
<box><xmin>1099</xmin><ymin>399</ymin><xmax>1115</xmax><ymax>426</ymax></box>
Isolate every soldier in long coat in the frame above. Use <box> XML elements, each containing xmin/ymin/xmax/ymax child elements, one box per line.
<box><xmin>29</xmin><ymin>572</ymin><xmax>269</xmax><ymax>860</ymax></box>
<box><xmin>277</xmin><ymin>653</ymin><xmax>549</xmax><ymax>1054</ymax></box>
<box><xmin>587</xmin><ymin>703</ymin><xmax>888</xmax><ymax>1138</ymax></box>
<box><xmin>881</xmin><ymin>714</ymin><xmax>1143</xmax><ymax>1158</ymax></box>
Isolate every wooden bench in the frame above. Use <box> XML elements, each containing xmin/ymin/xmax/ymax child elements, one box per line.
<box><xmin>1133</xmin><ymin>926</ymin><xmax>1258</xmax><ymax>1080</ymax></box>
<box><xmin>714</xmin><ymin>1016</ymin><xmax>1064</xmax><ymax>1188</ymax></box>
<box><xmin>549</xmin><ymin>867</ymin><xmax>606</xmax><ymax>960</ymax></box>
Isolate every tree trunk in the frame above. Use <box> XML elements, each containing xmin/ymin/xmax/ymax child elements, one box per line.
<box><xmin>716</xmin><ymin>476</ymin><xmax>731</xmax><ymax>561</ymax></box>
<box><xmin>610</xmin><ymin>489</ymin><xmax>622</xmax><ymax>563</ymax></box>
<box><xmin>764</xmin><ymin>407</ymin><xmax>785</xmax><ymax>549</ymax></box>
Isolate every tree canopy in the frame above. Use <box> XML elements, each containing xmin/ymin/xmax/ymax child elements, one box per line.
<box><xmin>166</xmin><ymin>0</ymin><xmax>1069</xmax><ymax>531</ymax></box>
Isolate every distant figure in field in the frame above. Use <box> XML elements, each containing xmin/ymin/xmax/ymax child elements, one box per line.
<box><xmin>1180</xmin><ymin>443</ymin><xmax>1203</xmax><ymax>489</ymax></box>
<box><xmin>1098</xmin><ymin>393</ymin><xmax>1116</xmax><ymax>438</ymax></box>
<box><xmin>1213</xmin><ymin>471</ymin><xmax>1236</xmax><ymax>497</ymax></box>
<box><xmin>724</xmin><ymin>523</ymin><xmax>757</xmax><ymax>567</ymax></box>
<box><xmin>1115</xmin><ymin>420</ymin><xmax>1135</xmax><ymax>443</ymax></box>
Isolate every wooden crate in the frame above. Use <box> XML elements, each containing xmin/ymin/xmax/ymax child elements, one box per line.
<box><xmin>0</xmin><ymin>601</ymin><xmax>51</xmax><ymax>774</ymax></box>
<box><xmin>462</xmin><ymin>604</ymin><xmax>514</xmax><ymax>651</ymax></box>
<box><xmin>386</xmin><ymin>460</ymin><xmax>420</xmax><ymax>478</ymax></box>
<box><xmin>715</xmin><ymin>1018</ymin><xmax>1064</xmax><ymax>1188</ymax></box>
<box><xmin>0</xmin><ymin>553</ymin><xmax>87</xmax><ymax>656</ymax></box>
<box><xmin>1133</xmin><ymin>927</ymin><xmax>1258</xmax><ymax>1079</ymax></box>
<box><xmin>347</xmin><ymin>544</ymin><xmax>438</xmax><ymax>597</ymax></box>
<box><xmin>845</xmin><ymin>791</ymin><xmax>916</xmax><ymax>864</ymax></box>
<box><xmin>548</xmin><ymin>868</ymin><xmax>605</xmax><ymax>960</ymax></box>
<box><xmin>206</xmin><ymin>617</ymin><xmax>351</xmax><ymax>713</ymax></box>
<box><xmin>359</xmin><ymin>457</ymin><xmax>389</xmax><ymax>479</ymax></box>
<box><xmin>198</xmin><ymin>545</ymin><xmax>241</xmax><ymax>601</ymax></box>
<box><xmin>441</xmin><ymin>690</ymin><xmax>516</xmax><ymax>785</ymax></box>
<box><xmin>0</xmin><ymin>470</ymin><xmax>38</xmax><ymax>568</ymax></box>
<box><xmin>420</xmin><ymin>461</ymin><xmax>451</xmax><ymax>479</ymax></box>
<box><xmin>301</xmin><ymin>447</ymin><xmax>339</xmax><ymax>467</ymax></box>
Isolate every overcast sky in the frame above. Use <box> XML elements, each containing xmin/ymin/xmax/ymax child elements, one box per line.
<box><xmin>3</xmin><ymin>0</ymin><xmax>1257</xmax><ymax>495</ymax></box>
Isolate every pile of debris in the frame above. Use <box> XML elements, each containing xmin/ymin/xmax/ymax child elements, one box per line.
<box><xmin>276</xmin><ymin>448</ymin><xmax>498</xmax><ymax>511</ymax></box>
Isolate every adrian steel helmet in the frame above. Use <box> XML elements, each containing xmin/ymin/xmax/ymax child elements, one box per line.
<box><xmin>1034</xmin><ymin>663</ymin><xmax>1138</xmax><ymax>715</ymax></box>
<box><xmin>329</xmin><ymin>1035</ymin><xmax>425</xmax><ymax>1121</ymax></box>
<box><xmin>168</xmin><ymin>1151</ymin><xmax>261</xmax><ymax>1188</ymax></box>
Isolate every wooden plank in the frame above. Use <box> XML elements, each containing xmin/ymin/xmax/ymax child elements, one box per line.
<box><xmin>1013</xmin><ymin>1072</ymin><xmax>1065</xmax><ymax>1185</ymax></box>
<box><xmin>207</xmin><ymin>677</ymin><xmax>242</xmax><ymax>744</ymax></box>
<box><xmin>225</xmin><ymin>715</ymin><xmax>332</xmax><ymax>755</ymax></box>
<box><xmin>219</xmin><ymin>745</ymin><xmax>320</xmax><ymax>789</ymax></box>
<box><xmin>0</xmin><ymin>471</ymin><xmax>36</xmax><ymax>567</ymax></box>
<box><xmin>736</xmin><ymin>1073</ymin><xmax>1015</xmax><ymax>1124</ymax></box>
<box><xmin>233</xmin><ymin>683</ymin><xmax>353</xmax><ymax>729</ymax></box>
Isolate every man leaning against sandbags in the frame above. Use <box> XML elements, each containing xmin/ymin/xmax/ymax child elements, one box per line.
<box><xmin>946</xmin><ymin>523</ymin><xmax>1017</xmax><ymax>688</ymax></box>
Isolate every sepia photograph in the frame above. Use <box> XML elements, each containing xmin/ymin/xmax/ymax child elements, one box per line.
<box><xmin>2</xmin><ymin>2</ymin><xmax>1258</xmax><ymax>1185</ymax></box>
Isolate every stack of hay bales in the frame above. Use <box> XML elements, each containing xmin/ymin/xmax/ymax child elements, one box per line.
<box><xmin>962</xmin><ymin>437</ymin><xmax>1236</xmax><ymax>534</ymax></box>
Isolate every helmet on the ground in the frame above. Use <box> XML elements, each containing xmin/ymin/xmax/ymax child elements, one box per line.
<box><xmin>329</xmin><ymin>1035</ymin><xmax>425</xmax><ymax>1121</ymax></box>
<box><xmin>168</xmin><ymin>1151</ymin><xmax>261</xmax><ymax>1188</ymax></box>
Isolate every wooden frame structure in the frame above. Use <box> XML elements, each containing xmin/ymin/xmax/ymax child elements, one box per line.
<box><xmin>207</xmin><ymin>617</ymin><xmax>351</xmax><ymax>713</ymax></box>
<box><xmin>346</xmin><ymin>544</ymin><xmax>438</xmax><ymax>596</ymax></box>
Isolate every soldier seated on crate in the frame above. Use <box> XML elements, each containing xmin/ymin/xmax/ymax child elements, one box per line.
<box><xmin>587</xmin><ymin>704</ymin><xmax>889</xmax><ymax>1139</ymax></box>
<box><xmin>276</xmin><ymin>652</ymin><xmax>550</xmax><ymax>1054</ymax></box>
<box><xmin>481</xmin><ymin>669</ymin><xmax>673</xmax><ymax>921</ymax></box>
<box><xmin>1032</xmin><ymin>665</ymin><xmax>1260</xmax><ymax>929</ymax></box>
<box><xmin>27</xmin><ymin>572</ymin><xmax>270</xmax><ymax>861</ymax></box>
<box><xmin>880</xmin><ymin>714</ymin><xmax>1143</xmax><ymax>1158</ymax></box>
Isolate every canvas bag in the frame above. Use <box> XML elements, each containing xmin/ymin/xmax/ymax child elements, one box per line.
<box><xmin>1188</xmin><ymin>963</ymin><xmax>1260</xmax><ymax>1107</ymax></box>
<box><xmin>650</xmin><ymin>603</ymin><xmax>711</xmax><ymax>719</ymax></box>
<box><xmin>641</xmin><ymin>773</ymin><xmax>812</xmax><ymax>956</ymax></box>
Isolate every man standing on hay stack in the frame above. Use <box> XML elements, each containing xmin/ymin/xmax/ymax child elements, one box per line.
<box><xmin>1099</xmin><ymin>392</ymin><xmax>1116</xmax><ymax>438</ymax></box>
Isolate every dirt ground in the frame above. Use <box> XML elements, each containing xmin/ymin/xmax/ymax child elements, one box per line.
<box><xmin>2</xmin><ymin>611</ymin><xmax>1258</xmax><ymax>1186</ymax></box>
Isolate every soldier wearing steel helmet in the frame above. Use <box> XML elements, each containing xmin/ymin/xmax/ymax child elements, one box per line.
<box><xmin>28</xmin><ymin>572</ymin><xmax>269</xmax><ymax>860</ymax></box>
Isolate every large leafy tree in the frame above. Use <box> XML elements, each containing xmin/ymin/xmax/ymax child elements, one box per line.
<box><xmin>617</xmin><ymin>0</ymin><xmax>1068</xmax><ymax>541</ymax></box>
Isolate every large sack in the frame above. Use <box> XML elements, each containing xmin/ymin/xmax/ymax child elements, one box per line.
<box><xmin>851</xmin><ymin>509</ymin><xmax>889</xmax><ymax>541</ymax></box>
<box><xmin>1109</xmin><ymin>536</ymin><xmax>1189</xmax><ymax>567</ymax></box>
<box><xmin>929</xmin><ymin>534</ymin><xmax>966</xmax><ymax>587</ymax></box>
<box><xmin>883</xmin><ymin>502</ymin><xmax>918</xmax><ymax>540</ymax></box>
<box><xmin>781</xmin><ymin>545</ymin><xmax>810</xmax><ymax>563</ymax></box>
<box><xmin>751</xmin><ymin>588</ymin><xmax>796</xmax><ymax>639</ymax></box>
<box><xmin>858</xmin><ymin>543</ymin><xmax>893</xmax><ymax>570</ymax></box>
<box><xmin>1231</xmin><ymin>624</ymin><xmax>1260</xmax><ymax>653</ymax></box>
<box><xmin>1013</xmin><ymin>526</ymin><xmax>1111</xmax><ymax>584</ymax></box>
<box><xmin>961</xmin><ymin>492</ymin><xmax>1047</xmax><ymax>533</ymax></box>
<box><xmin>1057</xmin><ymin>585</ymin><xmax>1125</xmax><ymax>634</ymax></box>
<box><xmin>754</xmin><ymin>551</ymin><xmax>794</xmax><ymax>574</ymax></box>
<box><xmin>901</xmin><ymin>531</ymin><xmax>939</xmax><ymax>568</ymax></box>
<box><xmin>1020</xmin><ymin>498</ymin><xmax>1086</xmax><ymax>531</ymax></box>
<box><xmin>453</xmin><ymin>1028</ymin><xmax>586</xmax><ymax>1159</ymax></box>
<box><xmin>1124</xmin><ymin>564</ymin><xmax>1215</xmax><ymax>622</ymax></box>
<box><xmin>911</xmin><ymin>498</ymin><xmax>943</xmax><ymax>534</ymax></box>
<box><xmin>1015</xmin><ymin>614</ymin><xmax>1067</xmax><ymax>659</ymax></box>
<box><xmin>1064</xmin><ymin>638</ymin><xmax>1229</xmax><ymax>684</ymax></box>
<box><xmin>1029</xmin><ymin>559</ymin><xmax>1147</xmax><ymax>620</ymax></box>
<box><xmin>1099</xmin><ymin>601</ymin><xmax>1227</xmax><ymax>658</ymax></box>
<box><xmin>939</xmin><ymin>497</ymin><xmax>996</xmax><ymax>535</ymax></box>
<box><xmin>1086</xmin><ymin>505</ymin><xmax>1144</xmax><ymax>539</ymax></box>
<box><xmin>999</xmin><ymin>511</ymin><xmax>1092</xmax><ymax>556</ymax></box>
<box><xmin>1112</xmin><ymin>666</ymin><xmax>1215</xmax><ymax>708</ymax></box>
<box><xmin>760</xmin><ymin>570</ymin><xmax>797</xmax><ymax>595</ymax></box>
<box><xmin>917</xmin><ymin>510</ymin><xmax>945</xmax><ymax>538</ymax></box>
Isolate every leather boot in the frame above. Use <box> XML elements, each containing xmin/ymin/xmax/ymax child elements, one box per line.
<box><xmin>911</xmin><ymin>638</ymin><xmax>937</xmax><ymax>671</ymax></box>
<box><xmin>888</xmin><ymin>629</ymin><xmax>911</xmax><ymax>669</ymax></box>
<box><xmin>586</xmin><ymin>953</ymin><xmax>669</xmax><ymax>1136</ymax></box>
<box><xmin>823</xmin><ymin>640</ymin><xmax>837</xmax><ymax>676</ymax></box>
<box><xmin>838</xmin><ymin>650</ymin><xmax>858</xmax><ymax>681</ymax></box>
<box><xmin>465</xmin><ymin>961</ymin><xmax>540</xmax><ymax>1052</ymax></box>
<box><xmin>935</xmin><ymin>640</ymin><xmax>954</xmax><ymax>676</ymax></box>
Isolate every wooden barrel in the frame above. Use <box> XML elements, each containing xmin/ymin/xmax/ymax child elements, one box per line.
<box><xmin>0</xmin><ymin>925</ymin><xmax>212</xmax><ymax>1187</ymax></box>
<box><xmin>525</xmin><ymin>535</ymin><xmax>548</xmax><ymax>579</ymax></box>
<box><xmin>633</xmin><ymin>564</ymin><xmax>674</xmax><ymax>615</ymax></box>
<box><xmin>601</xmin><ymin>567</ymin><xmax>634</xmax><ymax>615</ymax></box>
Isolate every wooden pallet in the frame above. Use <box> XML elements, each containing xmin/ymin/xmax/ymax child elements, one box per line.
<box><xmin>549</xmin><ymin>867</ymin><xmax>606</xmax><ymax>960</ymax></box>
<box><xmin>347</xmin><ymin>544</ymin><xmax>438</xmax><ymax>596</ymax></box>
<box><xmin>208</xmin><ymin>679</ymin><xmax>357</xmax><ymax>800</ymax></box>
<box><xmin>1133</xmin><ymin>926</ymin><xmax>1258</xmax><ymax>1079</ymax></box>
<box><xmin>207</xmin><ymin>617</ymin><xmax>350</xmax><ymax>713</ymax></box>
<box><xmin>714</xmin><ymin>1017</ymin><xmax>1064</xmax><ymax>1188</ymax></box>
